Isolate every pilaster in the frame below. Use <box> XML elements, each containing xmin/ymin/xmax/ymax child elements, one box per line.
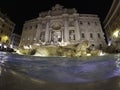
<box><xmin>35</xmin><ymin>23</ymin><xmax>41</xmax><ymax>43</ymax></box>
<box><xmin>75</xmin><ymin>20</ymin><xmax>80</xmax><ymax>41</ymax></box>
<box><xmin>64</xmin><ymin>18</ymin><xmax>69</xmax><ymax>42</ymax></box>
<box><xmin>45</xmin><ymin>22</ymin><xmax>49</xmax><ymax>43</ymax></box>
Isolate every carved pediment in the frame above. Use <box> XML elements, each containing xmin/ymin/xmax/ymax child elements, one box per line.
<box><xmin>51</xmin><ymin>22</ymin><xmax>61</xmax><ymax>30</ymax></box>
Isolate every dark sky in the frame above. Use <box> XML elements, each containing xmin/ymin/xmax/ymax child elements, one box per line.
<box><xmin>0</xmin><ymin>0</ymin><xmax>113</xmax><ymax>35</ymax></box>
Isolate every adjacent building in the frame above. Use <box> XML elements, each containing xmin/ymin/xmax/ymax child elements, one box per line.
<box><xmin>103</xmin><ymin>0</ymin><xmax>120</xmax><ymax>50</ymax></box>
<box><xmin>11</xmin><ymin>33</ymin><xmax>21</xmax><ymax>48</ymax></box>
<box><xmin>0</xmin><ymin>10</ymin><xmax>15</xmax><ymax>46</ymax></box>
<box><xmin>20</xmin><ymin>4</ymin><xmax>106</xmax><ymax>49</ymax></box>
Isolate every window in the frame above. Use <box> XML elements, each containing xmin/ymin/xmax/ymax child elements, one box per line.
<box><xmin>82</xmin><ymin>33</ymin><xmax>85</xmax><ymax>38</ymax></box>
<box><xmin>90</xmin><ymin>33</ymin><xmax>93</xmax><ymax>38</ymax></box>
<box><xmin>36</xmin><ymin>24</ymin><xmax>38</xmax><ymax>29</ymax></box>
<box><xmin>80</xmin><ymin>21</ymin><xmax>83</xmax><ymax>25</ymax></box>
<box><xmin>98</xmin><ymin>33</ymin><xmax>101</xmax><ymax>38</ymax></box>
<box><xmin>99</xmin><ymin>44</ymin><xmax>102</xmax><ymax>49</ymax></box>
<box><xmin>88</xmin><ymin>22</ymin><xmax>90</xmax><ymax>25</ymax></box>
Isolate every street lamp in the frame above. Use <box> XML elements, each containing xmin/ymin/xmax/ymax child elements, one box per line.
<box><xmin>113</xmin><ymin>29</ymin><xmax>120</xmax><ymax>38</ymax></box>
<box><xmin>2</xmin><ymin>36</ymin><xmax>8</xmax><ymax>41</ymax></box>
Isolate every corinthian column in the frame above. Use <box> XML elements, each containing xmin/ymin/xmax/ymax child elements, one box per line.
<box><xmin>64</xmin><ymin>18</ymin><xmax>69</xmax><ymax>42</ymax></box>
<box><xmin>35</xmin><ymin>23</ymin><xmax>41</xmax><ymax>43</ymax></box>
<box><xmin>45</xmin><ymin>22</ymin><xmax>49</xmax><ymax>43</ymax></box>
<box><xmin>75</xmin><ymin>20</ymin><xmax>80</xmax><ymax>41</ymax></box>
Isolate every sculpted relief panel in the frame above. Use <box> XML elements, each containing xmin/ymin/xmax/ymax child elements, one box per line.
<box><xmin>50</xmin><ymin>20</ymin><xmax>63</xmax><ymax>30</ymax></box>
<box><xmin>51</xmin><ymin>31</ymin><xmax>62</xmax><ymax>42</ymax></box>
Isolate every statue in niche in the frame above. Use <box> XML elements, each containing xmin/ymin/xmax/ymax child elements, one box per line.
<box><xmin>52</xmin><ymin>31</ymin><xmax>62</xmax><ymax>43</ymax></box>
<box><xmin>69</xmin><ymin>30</ymin><xmax>75</xmax><ymax>40</ymax></box>
<box><xmin>40</xmin><ymin>32</ymin><xmax>45</xmax><ymax>42</ymax></box>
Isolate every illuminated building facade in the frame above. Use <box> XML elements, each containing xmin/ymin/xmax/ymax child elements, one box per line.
<box><xmin>0</xmin><ymin>10</ymin><xmax>15</xmax><ymax>45</ymax></box>
<box><xmin>20</xmin><ymin>4</ymin><xmax>106</xmax><ymax>49</ymax></box>
<box><xmin>104</xmin><ymin>0</ymin><xmax>120</xmax><ymax>50</ymax></box>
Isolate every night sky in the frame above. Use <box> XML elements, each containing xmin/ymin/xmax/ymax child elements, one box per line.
<box><xmin>0</xmin><ymin>0</ymin><xmax>113</xmax><ymax>35</ymax></box>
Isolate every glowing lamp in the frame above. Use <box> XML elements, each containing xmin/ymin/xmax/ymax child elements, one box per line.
<box><xmin>2</xmin><ymin>36</ymin><xmax>8</xmax><ymax>42</ymax></box>
<box><xmin>113</xmin><ymin>29</ymin><xmax>120</xmax><ymax>38</ymax></box>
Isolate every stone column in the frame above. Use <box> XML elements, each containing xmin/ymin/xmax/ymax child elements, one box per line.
<box><xmin>75</xmin><ymin>20</ymin><xmax>80</xmax><ymax>41</ymax></box>
<box><xmin>45</xmin><ymin>22</ymin><xmax>49</xmax><ymax>43</ymax></box>
<box><xmin>49</xmin><ymin>29</ymin><xmax>52</xmax><ymax>43</ymax></box>
<box><xmin>35</xmin><ymin>23</ymin><xmax>41</xmax><ymax>43</ymax></box>
<box><xmin>64</xmin><ymin>18</ymin><xmax>69</xmax><ymax>42</ymax></box>
<box><xmin>61</xmin><ymin>29</ymin><xmax>64</xmax><ymax>42</ymax></box>
<box><xmin>31</xmin><ymin>27</ymin><xmax>35</xmax><ymax>44</ymax></box>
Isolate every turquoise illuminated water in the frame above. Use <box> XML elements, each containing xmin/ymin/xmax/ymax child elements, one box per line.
<box><xmin>0</xmin><ymin>52</ymin><xmax>120</xmax><ymax>90</ymax></box>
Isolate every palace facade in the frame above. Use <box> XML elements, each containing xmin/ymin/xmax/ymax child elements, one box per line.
<box><xmin>20</xmin><ymin>4</ymin><xmax>106</xmax><ymax>49</ymax></box>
